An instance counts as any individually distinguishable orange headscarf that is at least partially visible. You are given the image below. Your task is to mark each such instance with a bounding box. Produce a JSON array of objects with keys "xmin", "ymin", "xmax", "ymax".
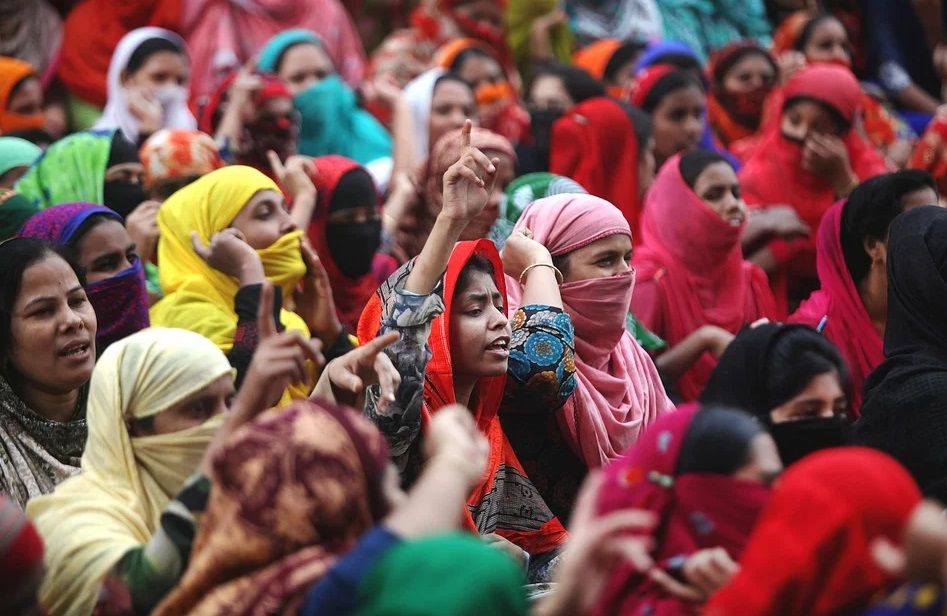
[{"xmin": 0, "ymin": 57, "xmax": 45, "ymax": 134}]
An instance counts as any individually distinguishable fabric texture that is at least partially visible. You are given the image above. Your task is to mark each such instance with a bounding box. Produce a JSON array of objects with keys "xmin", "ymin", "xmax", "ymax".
[
  {"xmin": 508, "ymin": 194, "xmax": 674, "ymax": 467},
  {"xmin": 93, "ymin": 27, "xmax": 197, "ymax": 143},
  {"xmin": 15, "ymin": 129, "xmax": 115, "ymax": 209},
  {"xmin": 632, "ymin": 153, "xmax": 777, "ymax": 401},
  {"xmin": 548, "ymin": 97, "xmax": 642, "ymax": 239},
  {"xmin": 0, "ymin": 373, "xmax": 86, "ymax": 509},
  {"xmin": 354, "ymin": 533, "xmax": 529, "ymax": 616},
  {"xmin": 0, "ymin": 137, "xmax": 41, "ymax": 177},
  {"xmin": 26, "ymin": 328, "xmax": 233, "ymax": 616},
  {"xmin": 594, "ymin": 405, "xmax": 771, "ymax": 616},
  {"xmin": 789, "ymin": 200, "xmax": 882, "ymax": 416},
  {"xmin": 0, "ymin": 0, "xmax": 62, "ymax": 87},
  {"xmin": 18, "ymin": 202, "xmax": 152, "ymax": 354},
  {"xmin": 153, "ymin": 399, "xmax": 390, "ymax": 615},
  {"xmin": 139, "ymin": 128, "xmax": 224, "ymax": 190},
  {"xmin": 0, "ymin": 56, "xmax": 46, "ymax": 133},
  {"xmin": 856, "ymin": 206, "xmax": 947, "ymax": 501},
  {"xmin": 705, "ymin": 448, "xmax": 922, "ymax": 616}
]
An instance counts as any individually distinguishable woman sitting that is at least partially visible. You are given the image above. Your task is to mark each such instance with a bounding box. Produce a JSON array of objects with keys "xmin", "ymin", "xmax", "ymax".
[
  {"xmin": 504, "ymin": 192, "xmax": 674, "ymax": 521},
  {"xmin": 359, "ymin": 122, "xmax": 571, "ymax": 579},
  {"xmin": 789, "ymin": 171, "xmax": 938, "ymax": 415},
  {"xmin": 0, "ymin": 238, "xmax": 95, "ymax": 507},
  {"xmin": 633, "ymin": 150, "xmax": 777, "ymax": 400},
  {"xmin": 738, "ymin": 63, "xmax": 890, "ymax": 315},
  {"xmin": 18, "ymin": 202, "xmax": 150, "ymax": 354},
  {"xmin": 149, "ymin": 165, "xmax": 344, "ymax": 402},
  {"xmin": 701, "ymin": 323, "xmax": 850, "ymax": 466},
  {"xmin": 93, "ymin": 27, "xmax": 196, "ymax": 145},
  {"xmin": 593, "ymin": 404, "xmax": 781, "ymax": 614},
  {"xmin": 705, "ymin": 448, "xmax": 922, "ymax": 616},
  {"xmin": 27, "ymin": 311, "xmax": 322, "ymax": 616}
]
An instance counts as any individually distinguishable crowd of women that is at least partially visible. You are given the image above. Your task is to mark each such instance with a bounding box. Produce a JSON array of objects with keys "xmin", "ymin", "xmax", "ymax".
[{"xmin": 6, "ymin": 0, "xmax": 947, "ymax": 614}]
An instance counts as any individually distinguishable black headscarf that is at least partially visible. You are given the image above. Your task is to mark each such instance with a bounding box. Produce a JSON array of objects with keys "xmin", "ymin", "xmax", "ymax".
[{"xmin": 857, "ymin": 205, "xmax": 947, "ymax": 501}]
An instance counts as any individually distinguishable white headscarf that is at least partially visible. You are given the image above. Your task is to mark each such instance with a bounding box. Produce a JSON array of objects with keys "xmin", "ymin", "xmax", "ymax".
[
  {"xmin": 94, "ymin": 27, "xmax": 197, "ymax": 143},
  {"xmin": 403, "ymin": 67, "xmax": 446, "ymax": 163}
]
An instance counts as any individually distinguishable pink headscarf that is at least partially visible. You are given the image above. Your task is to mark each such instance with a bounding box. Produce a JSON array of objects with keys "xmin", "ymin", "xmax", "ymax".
[
  {"xmin": 633, "ymin": 153, "xmax": 777, "ymax": 400},
  {"xmin": 789, "ymin": 200, "xmax": 882, "ymax": 416},
  {"xmin": 507, "ymin": 194, "xmax": 674, "ymax": 467}
]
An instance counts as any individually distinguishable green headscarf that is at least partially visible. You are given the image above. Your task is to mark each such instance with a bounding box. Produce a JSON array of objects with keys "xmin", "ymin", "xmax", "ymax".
[
  {"xmin": 15, "ymin": 129, "xmax": 115, "ymax": 209},
  {"xmin": 489, "ymin": 172, "xmax": 586, "ymax": 248},
  {"xmin": 354, "ymin": 534, "xmax": 528, "ymax": 616},
  {"xmin": 0, "ymin": 137, "xmax": 41, "ymax": 177},
  {"xmin": 0, "ymin": 189, "xmax": 39, "ymax": 240},
  {"xmin": 257, "ymin": 29, "xmax": 392, "ymax": 165}
]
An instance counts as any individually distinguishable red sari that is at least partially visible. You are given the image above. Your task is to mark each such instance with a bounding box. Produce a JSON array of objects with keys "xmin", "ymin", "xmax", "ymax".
[
  {"xmin": 738, "ymin": 63, "xmax": 889, "ymax": 315},
  {"xmin": 633, "ymin": 154, "xmax": 777, "ymax": 401},
  {"xmin": 548, "ymin": 97, "xmax": 641, "ymax": 239},
  {"xmin": 789, "ymin": 200, "xmax": 882, "ymax": 417},
  {"xmin": 357, "ymin": 240, "xmax": 567, "ymax": 556}
]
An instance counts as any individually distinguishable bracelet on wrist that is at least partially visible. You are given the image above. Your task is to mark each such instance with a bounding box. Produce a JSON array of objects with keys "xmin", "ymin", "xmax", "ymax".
[{"xmin": 519, "ymin": 262, "xmax": 563, "ymax": 286}]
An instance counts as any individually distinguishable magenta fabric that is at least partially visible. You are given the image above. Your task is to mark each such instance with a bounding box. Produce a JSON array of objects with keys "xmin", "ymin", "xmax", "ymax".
[{"xmin": 506, "ymin": 193, "xmax": 673, "ymax": 467}]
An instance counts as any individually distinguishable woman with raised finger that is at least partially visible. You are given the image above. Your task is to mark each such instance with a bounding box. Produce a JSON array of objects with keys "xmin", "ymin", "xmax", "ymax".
[{"xmin": 149, "ymin": 165, "xmax": 349, "ymax": 403}]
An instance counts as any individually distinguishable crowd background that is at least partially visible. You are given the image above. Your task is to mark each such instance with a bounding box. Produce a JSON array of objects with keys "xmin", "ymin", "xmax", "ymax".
[{"xmin": 6, "ymin": 0, "xmax": 947, "ymax": 615}]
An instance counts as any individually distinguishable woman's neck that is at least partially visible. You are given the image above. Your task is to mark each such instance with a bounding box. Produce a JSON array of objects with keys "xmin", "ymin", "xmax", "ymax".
[
  {"xmin": 16, "ymin": 383, "xmax": 79, "ymax": 424},
  {"xmin": 858, "ymin": 271, "xmax": 887, "ymax": 337}
]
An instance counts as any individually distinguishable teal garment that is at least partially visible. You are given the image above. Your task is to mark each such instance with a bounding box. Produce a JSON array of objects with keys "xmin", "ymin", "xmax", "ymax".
[
  {"xmin": 0, "ymin": 137, "xmax": 42, "ymax": 176},
  {"xmin": 15, "ymin": 129, "xmax": 115, "ymax": 209},
  {"xmin": 488, "ymin": 173, "xmax": 587, "ymax": 248},
  {"xmin": 657, "ymin": 0, "xmax": 771, "ymax": 62},
  {"xmin": 293, "ymin": 75, "xmax": 392, "ymax": 164},
  {"xmin": 354, "ymin": 533, "xmax": 529, "ymax": 616},
  {"xmin": 257, "ymin": 28, "xmax": 325, "ymax": 73}
]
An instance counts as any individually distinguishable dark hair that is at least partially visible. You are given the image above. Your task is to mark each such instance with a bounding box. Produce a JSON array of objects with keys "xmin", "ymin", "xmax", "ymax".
[
  {"xmin": 677, "ymin": 407, "xmax": 764, "ymax": 475},
  {"xmin": 841, "ymin": 170, "xmax": 937, "ymax": 284},
  {"xmin": 530, "ymin": 61, "xmax": 606, "ymax": 106},
  {"xmin": 455, "ymin": 254, "xmax": 497, "ymax": 299},
  {"xmin": 679, "ymin": 149, "xmax": 732, "ymax": 188},
  {"xmin": 449, "ymin": 46, "xmax": 497, "ymax": 74},
  {"xmin": 0, "ymin": 238, "xmax": 85, "ymax": 367},
  {"xmin": 620, "ymin": 103, "xmax": 653, "ymax": 156},
  {"xmin": 764, "ymin": 327, "xmax": 848, "ymax": 410},
  {"xmin": 642, "ymin": 71, "xmax": 703, "ymax": 114},
  {"xmin": 794, "ymin": 14, "xmax": 845, "ymax": 53},
  {"xmin": 603, "ymin": 41, "xmax": 646, "ymax": 84},
  {"xmin": 783, "ymin": 95, "xmax": 850, "ymax": 134},
  {"xmin": 125, "ymin": 37, "xmax": 183, "ymax": 76}
]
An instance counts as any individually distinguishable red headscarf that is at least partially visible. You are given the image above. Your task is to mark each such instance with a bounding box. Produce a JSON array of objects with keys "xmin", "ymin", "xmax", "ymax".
[
  {"xmin": 308, "ymin": 155, "xmax": 383, "ymax": 332},
  {"xmin": 57, "ymin": 0, "xmax": 181, "ymax": 106},
  {"xmin": 593, "ymin": 405, "xmax": 772, "ymax": 616},
  {"xmin": 548, "ymin": 97, "xmax": 642, "ymax": 239},
  {"xmin": 357, "ymin": 240, "xmax": 567, "ymax": 555},
  {"xmin": 788, "ymin": 200, "xmax": 881, "ymax": 417},
  {"xmin": 633, "ymin": 154, "xmax": 777, "ymax": 401},
  {"xmin": 705, "ymin": 448, "xmax": 921, "ymax": 616}
]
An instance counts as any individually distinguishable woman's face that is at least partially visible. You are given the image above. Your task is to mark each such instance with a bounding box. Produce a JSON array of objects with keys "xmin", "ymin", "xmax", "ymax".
[
  {"xmin": 430, "ymin": 81, "xmax": 477, "ymax": 151},
  {"xmin": 75, "ymin": 219, "xmax": 139, "ymax": 283},
  {"xmin": 561, "ymin": 233, "xmax": 633, "ymax": 283},
  {"xmin": 449, "ymin": 269, "xmax": 511, "ymax": 378},
  {"xmin": 7, "ymin": 76, "xmax": 43, "ymax": 116},
  {"xmin": 693, "ymin": 161, "xmax": 747, "ymax": 226},
  {"xmin": 780, "ymin": 100, "xmax": 844, "ymax": 144},
  {"xmin": 803, "ymin": 18, "xmax": 852, "ymax": 67},
  {"xmin": 733, "ymin": 433, "xmax": 783, "ymax": 485},
  {"xmin": 279, "ymin": 43, "xmax": 334, "ymax": 95},
  {"xmin": 230, "ymin": 189, "xmax": 297, "ymax": 250},
  {"xmin": 651, "ymin": 85, "xmax": 705, "ymax": 165},
  {"xmin": 770, "ymin": 370, "xmax": 847, "ymax": 423},
  {"xmin": 132, "ymin": 373, "xmax": 234, "ymax": 436},
  {"xmin": 528, "ymin": 75, "xmax": 573, "ymax": 112},
  {"xmin": 7, "ymin": 255, "xmax": 97, "ymax": 394},
  {"xmin": 121, "ymin": 50, "xmax": 188, "ymax": 91},
  {"xmin": 722, "ymin": 54, "xmax": 776, "ymax": 94},
  {"xmin": 459, "ymin": 150, "xmax": 515, "ymax": 241}
]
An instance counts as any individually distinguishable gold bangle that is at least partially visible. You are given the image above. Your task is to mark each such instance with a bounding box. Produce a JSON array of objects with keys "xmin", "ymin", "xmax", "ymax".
[{"xmin": 519, "ymin": 262, "xmax": 563, "ymax": 286}]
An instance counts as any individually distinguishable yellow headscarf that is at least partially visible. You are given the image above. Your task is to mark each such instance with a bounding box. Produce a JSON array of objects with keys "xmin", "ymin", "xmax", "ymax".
[{"xmin": 26, "ymin": 328, "xmax": 234, "ymax": 616}]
